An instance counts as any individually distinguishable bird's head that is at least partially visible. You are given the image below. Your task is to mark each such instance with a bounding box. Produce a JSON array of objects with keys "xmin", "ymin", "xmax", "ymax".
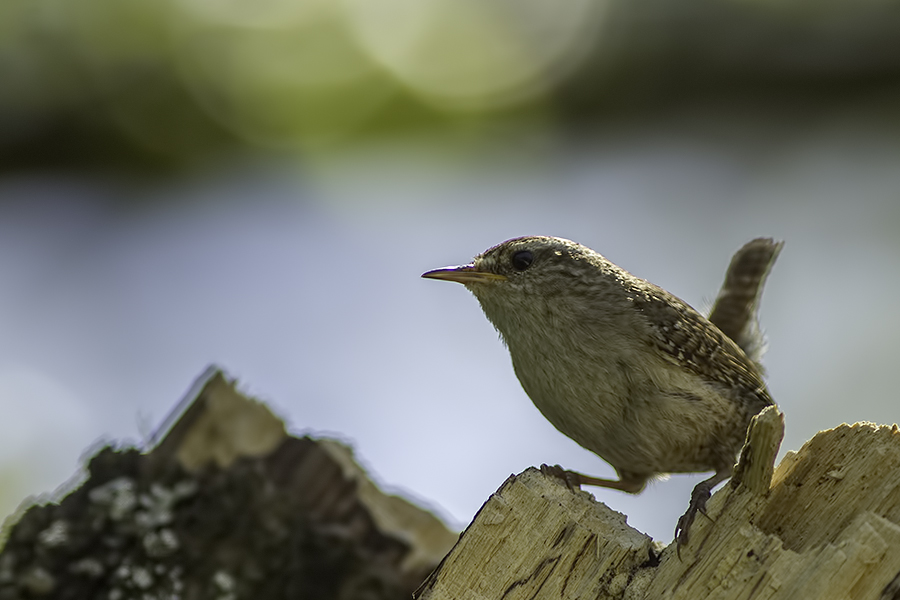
[{"xmin": 422, "ymin": 236, "xmax": 613, "ymax": 333}]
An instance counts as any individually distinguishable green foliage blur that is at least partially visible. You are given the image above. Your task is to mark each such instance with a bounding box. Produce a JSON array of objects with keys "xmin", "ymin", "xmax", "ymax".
[{"xmin": 2, "ymin": 0, "xmax": 900, "ymax": 172}]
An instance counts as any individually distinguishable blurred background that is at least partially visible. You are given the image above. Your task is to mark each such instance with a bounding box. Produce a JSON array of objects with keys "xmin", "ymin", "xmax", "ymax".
[{"xmin": 2, "ymin": 0, "xmax": 900, "ymax": 542}]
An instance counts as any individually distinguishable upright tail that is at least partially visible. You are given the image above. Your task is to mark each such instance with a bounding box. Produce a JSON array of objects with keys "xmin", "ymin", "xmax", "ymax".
[{"xmin": 708, "ymin": 238, "xmax": 784, "ymax": 370}]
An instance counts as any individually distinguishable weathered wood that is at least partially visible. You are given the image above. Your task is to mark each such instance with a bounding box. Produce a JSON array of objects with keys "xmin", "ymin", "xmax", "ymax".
[
  {"xmin": 731, "ymin": 405, "xmax": 784, "ymax": 495},
  {"xmin": 417, "ymin": 408, "xmax": 900, "ymax": 600},
  {"xmin": 416, "ymin": 468, "xmax": 656, "ymax": 600},
  {"xmin": 0, "ymin": 367, "xmax": 457, "ymax": 600},
  {"xmin": 148, "ymin": 366, "xmax": 287, "ymax": 472}
]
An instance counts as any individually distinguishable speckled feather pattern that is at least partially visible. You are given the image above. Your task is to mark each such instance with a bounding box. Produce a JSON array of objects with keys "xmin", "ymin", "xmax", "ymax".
[
  {"xmin": 625, "ymin": 280, "xmax": 773, "ymax": 409},
  {"xmin": 463, "ymin": 236, "xmax": 777, "ymax": 487}
]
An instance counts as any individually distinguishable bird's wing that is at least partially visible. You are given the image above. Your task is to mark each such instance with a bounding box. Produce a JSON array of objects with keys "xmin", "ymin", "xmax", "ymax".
[{"xmin": 625, "ymin": 280, "xmax": 774, "ymax": 408}]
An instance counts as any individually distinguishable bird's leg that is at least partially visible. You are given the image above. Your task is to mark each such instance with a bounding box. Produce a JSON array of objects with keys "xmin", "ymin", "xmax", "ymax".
[
  {"xmin": 674, "ymin": 468, "xmax": 731, "ymax": 555},
  {"xmin": 539, "ymin": 464, "xmax": 647, "ymax": 493}
]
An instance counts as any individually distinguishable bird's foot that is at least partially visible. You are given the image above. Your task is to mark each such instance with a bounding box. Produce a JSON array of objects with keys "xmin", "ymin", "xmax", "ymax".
[
  {"xmin": 539, "ymin": 464, "xmax": 583, "ymax": 491},
  {"xmin": 674, "ymin": 481, "xmax": 714, "ymax": 557}
]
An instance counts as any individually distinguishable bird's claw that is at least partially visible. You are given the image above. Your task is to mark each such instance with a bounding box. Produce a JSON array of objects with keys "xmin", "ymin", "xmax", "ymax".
[
  {"xmin": 674, "ymin": 483, "xmax": 713, "ymax": 557},
  {"xmin": 539, "ymin": 464, "xmax": 582, "ymax": 491}
]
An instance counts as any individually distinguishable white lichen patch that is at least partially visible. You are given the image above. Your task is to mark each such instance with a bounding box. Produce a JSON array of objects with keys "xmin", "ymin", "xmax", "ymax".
[
  {"xmin": 89, "ymin": 477, "xmax": 137, "ymax": 521},
  {"xmin": 143, "ymin": 528, "xmax": 179, "ymax": 558},
  {"xmin": 213, "ymin": 570, "xmax": 237, "ymax": 600},
  {"xmin": 213, "ymin": 570, "xmax": 235, "ymax": 591},
  {"xmin": 130, "ymin": 565, "xmax": 153, "ymax": 590},
  {"xmin": 135, "ymin": 481, "xmax": 198, "ymax": 531},
  {"xmin": 37, "ymin": 519, "xmax": 69, "ymax": 547},
  {"xmin": 69, "ymin": 558, "xmax": 105, "ymax": 578}
]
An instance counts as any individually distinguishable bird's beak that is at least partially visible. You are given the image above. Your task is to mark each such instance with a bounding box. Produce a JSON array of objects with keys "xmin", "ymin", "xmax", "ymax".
[{"xmin": 421, "ymin": 264, "xmax": 507, "ymax": 284}]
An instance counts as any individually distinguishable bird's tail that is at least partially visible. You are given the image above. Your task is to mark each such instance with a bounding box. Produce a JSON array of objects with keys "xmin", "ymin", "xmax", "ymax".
[{"xmin": 708, "ymin": 238, "xmax": 784, "ymax": 371}]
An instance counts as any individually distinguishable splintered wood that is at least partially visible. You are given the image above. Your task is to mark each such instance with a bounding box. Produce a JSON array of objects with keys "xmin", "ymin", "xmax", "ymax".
[
  {"xmin": 416, "ymin": 408, "xmax": 900, "ymax": 600},
  {"xmin": 416, "ymin": 468, "xmax": 654, "ymax": 600}
]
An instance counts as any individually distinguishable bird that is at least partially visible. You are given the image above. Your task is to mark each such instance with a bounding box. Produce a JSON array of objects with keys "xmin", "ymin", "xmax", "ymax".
[{"xmin": 422, "ymin": 236, "xmax": 782, "ymax": 550}]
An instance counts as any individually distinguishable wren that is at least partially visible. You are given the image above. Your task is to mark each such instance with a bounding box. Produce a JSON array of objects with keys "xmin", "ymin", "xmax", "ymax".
[{"xmin": 423, "ymin": 236, "xmax": 782, "ymax": 550}]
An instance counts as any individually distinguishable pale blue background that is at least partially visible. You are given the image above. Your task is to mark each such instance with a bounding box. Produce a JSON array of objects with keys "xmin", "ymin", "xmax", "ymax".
[{"xmin": 2, "ymin": 119, "xmax": 899, "ymax": 541}]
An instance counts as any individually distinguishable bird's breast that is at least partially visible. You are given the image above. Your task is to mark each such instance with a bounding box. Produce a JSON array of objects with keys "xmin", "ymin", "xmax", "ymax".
[
  {"xmin": 504, "ymin": 325, "xmax": 737, "ymax": 475},
  {"xmin": 505, "ymin": 327, "xmax": 632, "ymax": 442}
]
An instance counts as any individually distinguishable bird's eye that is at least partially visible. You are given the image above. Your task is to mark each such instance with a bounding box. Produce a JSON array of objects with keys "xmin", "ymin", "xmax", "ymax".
[{"xmin": 511, "ymin": 250, "xmax": 533, "ymax": 271}]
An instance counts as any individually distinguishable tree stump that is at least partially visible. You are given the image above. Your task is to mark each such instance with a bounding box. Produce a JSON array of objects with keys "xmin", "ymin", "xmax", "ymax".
[
  {"xmin": 416, "ymin": 407, "xmax": 900, "ymax": 600},
  {"xmin": 0, "ymin": 367, "xmax": 457, "ymax": 600}
]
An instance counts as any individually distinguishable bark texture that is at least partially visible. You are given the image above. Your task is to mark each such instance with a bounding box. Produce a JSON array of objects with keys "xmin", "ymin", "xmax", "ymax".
[{"xmin": 0, "ymin": 368, "xmax": 456, "ymax": 600}]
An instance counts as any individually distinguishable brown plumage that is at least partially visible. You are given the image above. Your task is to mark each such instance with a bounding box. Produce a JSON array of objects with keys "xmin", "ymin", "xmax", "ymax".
[{"xmin": 423, "ymin": 236, "xmax": 782, "ymax": 551}]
